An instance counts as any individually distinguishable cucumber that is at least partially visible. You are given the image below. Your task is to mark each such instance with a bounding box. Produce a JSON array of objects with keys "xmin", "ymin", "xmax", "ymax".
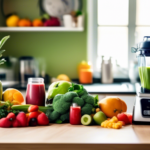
[
  {"xmin": 11, "ymin": 105, "xmax": 52, "ymax": 113},
  {"xmin": 81, "ymin": 115, "xmax": 93, "ymax": 126}
]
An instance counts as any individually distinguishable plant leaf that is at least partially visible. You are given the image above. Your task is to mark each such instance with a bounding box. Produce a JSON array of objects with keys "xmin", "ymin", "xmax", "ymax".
[
  {"xmin": 0, "ymin": 36, "xmax": 10, "ymax": 49},
  {"xmin": 0, "ymin": 50, "xmax": 5, "ymax": 55}
]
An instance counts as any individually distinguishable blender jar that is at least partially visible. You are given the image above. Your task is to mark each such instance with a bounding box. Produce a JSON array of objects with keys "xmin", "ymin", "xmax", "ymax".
[{"xmin": 132, "ymin": 36, "xmax": 150, "ymax": 93}]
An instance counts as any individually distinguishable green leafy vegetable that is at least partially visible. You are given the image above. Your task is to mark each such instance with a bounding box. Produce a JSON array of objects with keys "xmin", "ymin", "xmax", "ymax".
[{"xmin": 0, "ymin": 101, "xmax": 20, "ymax": 119}]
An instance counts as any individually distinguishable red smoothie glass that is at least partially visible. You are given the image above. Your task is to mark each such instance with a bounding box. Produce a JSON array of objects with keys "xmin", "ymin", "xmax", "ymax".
[{"xmin": 26, "ymin": 78, "xmax": 45, "ymax": 106}]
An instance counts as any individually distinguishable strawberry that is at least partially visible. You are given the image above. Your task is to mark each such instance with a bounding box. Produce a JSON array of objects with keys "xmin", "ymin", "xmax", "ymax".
[
  {"xmin": 7, "ymin": 113, "xmax": 16, "ymax": 121},
  {"xmin": 16, "ymin": 112, "xmax": 27, "ymax": 127},
  {"xmin": 12, "ymin": 119, "xmax": 21, "ymax": 127},
  {"xmin": 28, "ymin": 105, "xmax": 39, "ymax": 112},
  {"xmin": 117, "ymin": 113, "xmax": 130, "ymax": 125},
  {"xmin": 37, "ymin": 113, "xmax": 49, "ymax": 126},
  {"xmin": 127, "ymin": 114, "xmax": 132, "ymax": 124},
  {"xmin": 0, "ymin": 118, "xmax": 11, "ymax": 128}
]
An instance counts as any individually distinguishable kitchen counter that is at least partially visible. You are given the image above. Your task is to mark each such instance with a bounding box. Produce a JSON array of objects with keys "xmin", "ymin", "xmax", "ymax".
[
  {"xmin": 0, "ymin": 124, "xmax": 150, "ymax": 150},
  {"xmin": 2, "ymin": 82, "xmax": 137, "ymax": 94}
]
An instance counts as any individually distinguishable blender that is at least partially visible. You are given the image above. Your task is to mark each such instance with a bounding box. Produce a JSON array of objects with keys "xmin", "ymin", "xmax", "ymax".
[{"xmin": 132, "ymin": 36, "xmax": 150, "ymax": 124}]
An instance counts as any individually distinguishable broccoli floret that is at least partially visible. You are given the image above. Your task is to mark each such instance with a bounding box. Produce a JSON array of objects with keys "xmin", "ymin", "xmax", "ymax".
[
  {"xmin": 63, "ymin": 92, "xmax": 78, "ymax": 102},
  {"xmin": 46, "ymin": 109, "xmax": 52, "ymax": 122},
  {"xmin": 53, "ymin": 94, "xmax": 62, "ymax": 105},
  {"xmin": 78, "ymin": 88, "xmax": 88, "ymax": 97},
  {"xmin": 59, "ymin": 112, "xmax": 70, "ymax": 122},
  {"xmin": 49, "ymin": 110, "xmax": 60, "ymax": 122},
  {"xmin": 53, "ymin": 92, "xmax": 78, "ymax": 114},
  {"xmin": 81, "ymin": 94, "xmax": 95, "ymax": 106},
  {"xmin": 72, "ymin": 97, "xmax": 84, "ymax": 107},
  {"xmin": 81, "ymin": 104, "xmax": 93, "ymax": 116}
]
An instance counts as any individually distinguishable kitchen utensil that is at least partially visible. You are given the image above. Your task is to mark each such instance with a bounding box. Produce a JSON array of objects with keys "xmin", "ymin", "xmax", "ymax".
[
  {"xmin": 19, "ymin": 56, "xmax": 39, "ymax": 85},
  {"xmin": 101, "ymin": 56, "xmax": 113, "ymax": 84},
  {"xmin": 132, "ymin": 36, "xmax": 150, "ymax": 124},
  {"xmin": 39, "ymin": 0, "xmax": 82, "ymax": 18}
]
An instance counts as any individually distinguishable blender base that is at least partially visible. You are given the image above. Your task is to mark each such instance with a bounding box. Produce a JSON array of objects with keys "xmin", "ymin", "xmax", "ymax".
[{"xmin": 133, "ymin": 95, "xmax": 150, "ymax": 125}]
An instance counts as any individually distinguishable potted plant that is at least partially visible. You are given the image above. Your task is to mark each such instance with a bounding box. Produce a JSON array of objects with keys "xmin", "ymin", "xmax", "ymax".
[{"xmin": 0, "ymin": 36, "xmax": 10, "ymax": 100}]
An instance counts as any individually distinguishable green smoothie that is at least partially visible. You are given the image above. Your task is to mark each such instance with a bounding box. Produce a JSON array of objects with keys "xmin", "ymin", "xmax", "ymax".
[{"xmin": 139, "ymin": 66, "xmax": 150, "ymax": 90}]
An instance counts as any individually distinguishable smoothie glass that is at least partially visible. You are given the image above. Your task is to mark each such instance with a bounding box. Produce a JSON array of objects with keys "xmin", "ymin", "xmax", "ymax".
[{"xmin": 26, "ymin": 78, "xmax": 45, "ymax": 106}]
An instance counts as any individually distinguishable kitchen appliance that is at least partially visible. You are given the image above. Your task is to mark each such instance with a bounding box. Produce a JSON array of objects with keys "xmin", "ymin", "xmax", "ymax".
[
  {"xmin": 0, "ymin": 57, "xmax": 19, "ymax": 81},
  {"xmin": 132, "ymin": 36, "xmax": 150, "ymax": 124},
  {"xmin": 19, "ymin": 57, "xmax": 39, "ymax": 86}
]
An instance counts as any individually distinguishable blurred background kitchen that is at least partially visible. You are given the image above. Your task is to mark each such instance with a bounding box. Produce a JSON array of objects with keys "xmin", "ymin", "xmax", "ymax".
[{"xmin": 0, "ymin": 0, "xmax": 149, "ymax": 94}]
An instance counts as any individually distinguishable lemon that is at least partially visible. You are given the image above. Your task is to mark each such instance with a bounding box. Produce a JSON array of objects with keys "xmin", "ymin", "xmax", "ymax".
[
  {"xmin": 6, "ymin": 15, "xmax": 20, "ymax": 27},
  {"xmin": 57, "ymin": 74, "xmax": 71, "ymax": 82}
]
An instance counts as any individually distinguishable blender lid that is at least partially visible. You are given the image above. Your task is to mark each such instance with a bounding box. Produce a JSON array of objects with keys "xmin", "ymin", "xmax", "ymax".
[{"xmin": 131, "ymin": 36, "xmax": 150, "ymax": 56}]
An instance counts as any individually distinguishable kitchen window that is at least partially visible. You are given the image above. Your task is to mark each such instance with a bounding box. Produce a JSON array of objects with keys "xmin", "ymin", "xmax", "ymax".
[{"xmin": 88, "ymin": 0, "xmax": 150, "ymax": 78}]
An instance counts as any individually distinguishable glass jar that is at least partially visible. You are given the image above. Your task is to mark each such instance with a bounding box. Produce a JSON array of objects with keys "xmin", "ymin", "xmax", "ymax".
[{"xmin": 26, "ymin": 78, "xmax": 45, "ymax": 106}]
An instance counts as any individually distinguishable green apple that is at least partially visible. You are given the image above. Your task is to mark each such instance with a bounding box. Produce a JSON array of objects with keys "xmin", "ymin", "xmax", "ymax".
[
  {"xmin": 47, "ymin": 81, "xmax": 71, "ymax": 99},
  {"xmin": 93, "ymin": 111, "xmax": 107, "ymax": 125}
]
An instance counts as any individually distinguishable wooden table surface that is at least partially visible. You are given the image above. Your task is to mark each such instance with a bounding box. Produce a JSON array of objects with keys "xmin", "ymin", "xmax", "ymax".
[{"xmin": 0, "ymin": 124, "xmax": 150, "ymax": 150}]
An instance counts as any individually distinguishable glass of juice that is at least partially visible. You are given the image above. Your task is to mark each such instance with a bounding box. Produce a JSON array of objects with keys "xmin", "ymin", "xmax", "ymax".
[{"xmin": 26, "ymin": 78, "xmax": 45, "ymax": 106}]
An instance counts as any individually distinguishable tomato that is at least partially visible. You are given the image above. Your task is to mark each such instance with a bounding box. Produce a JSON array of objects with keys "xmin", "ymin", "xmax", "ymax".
[
  {"xmin": 117, "ymin": 113, "xmax": 130, "ymax": 125},
  {"xmin": 28, "ymin": 105, "xmax": 39, "ymax": 112},
  {"xmin": 127, "ymin": 114, "xmax": 132, "ymax": 124}
]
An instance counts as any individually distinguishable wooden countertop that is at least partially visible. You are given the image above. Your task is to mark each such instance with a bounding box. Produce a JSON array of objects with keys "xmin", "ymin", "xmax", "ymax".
[{"xmin": 0, "ymin": 124, "xmax": 150, "ymax": 150}]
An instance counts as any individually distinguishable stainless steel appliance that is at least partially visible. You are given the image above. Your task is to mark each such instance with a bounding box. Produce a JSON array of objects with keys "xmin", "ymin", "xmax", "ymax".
[
  {"xmin": 132, "ymin": 36, "xmax": 150, "ymax": 124},
  {"xmin": 19, "ymin": 56, "xmax": 39, "ymax": 85}
]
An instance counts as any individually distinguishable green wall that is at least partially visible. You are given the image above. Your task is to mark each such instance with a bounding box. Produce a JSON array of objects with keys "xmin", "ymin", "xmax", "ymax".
[{"xmin": 0, "ymin": 0, "xmax": 87, "ymax": 79}]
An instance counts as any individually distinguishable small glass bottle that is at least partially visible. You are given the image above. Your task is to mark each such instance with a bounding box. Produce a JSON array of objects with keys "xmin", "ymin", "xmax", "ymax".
[{"xmin": 70, "ymin": 103, "xmax": 81, "ymax": 125}]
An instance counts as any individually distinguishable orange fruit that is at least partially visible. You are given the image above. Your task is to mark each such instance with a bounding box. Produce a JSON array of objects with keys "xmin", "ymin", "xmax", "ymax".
[
  {"xmin": 99, "ymin": 97, "xmax": 127, "ymax": 118},
  {"xmin": 18, "ymin": 19, "xmax": 32, "ymax": 27},
  {"xmin": 2, "ymin": 88, "xmax": 25, "ymax": 105},
  {"xmin": 57, "ymin": 74, "xmax": 71, "ymax": 82},
  {"xmin": 32, "ymin": 19, "xmax": 43, "ymax": 27}
]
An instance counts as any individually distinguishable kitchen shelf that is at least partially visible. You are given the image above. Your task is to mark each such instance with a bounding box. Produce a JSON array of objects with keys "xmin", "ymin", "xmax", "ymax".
[{"xmin": 0, "ymin": 27, "xmax": 84, "ymax": 32}]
